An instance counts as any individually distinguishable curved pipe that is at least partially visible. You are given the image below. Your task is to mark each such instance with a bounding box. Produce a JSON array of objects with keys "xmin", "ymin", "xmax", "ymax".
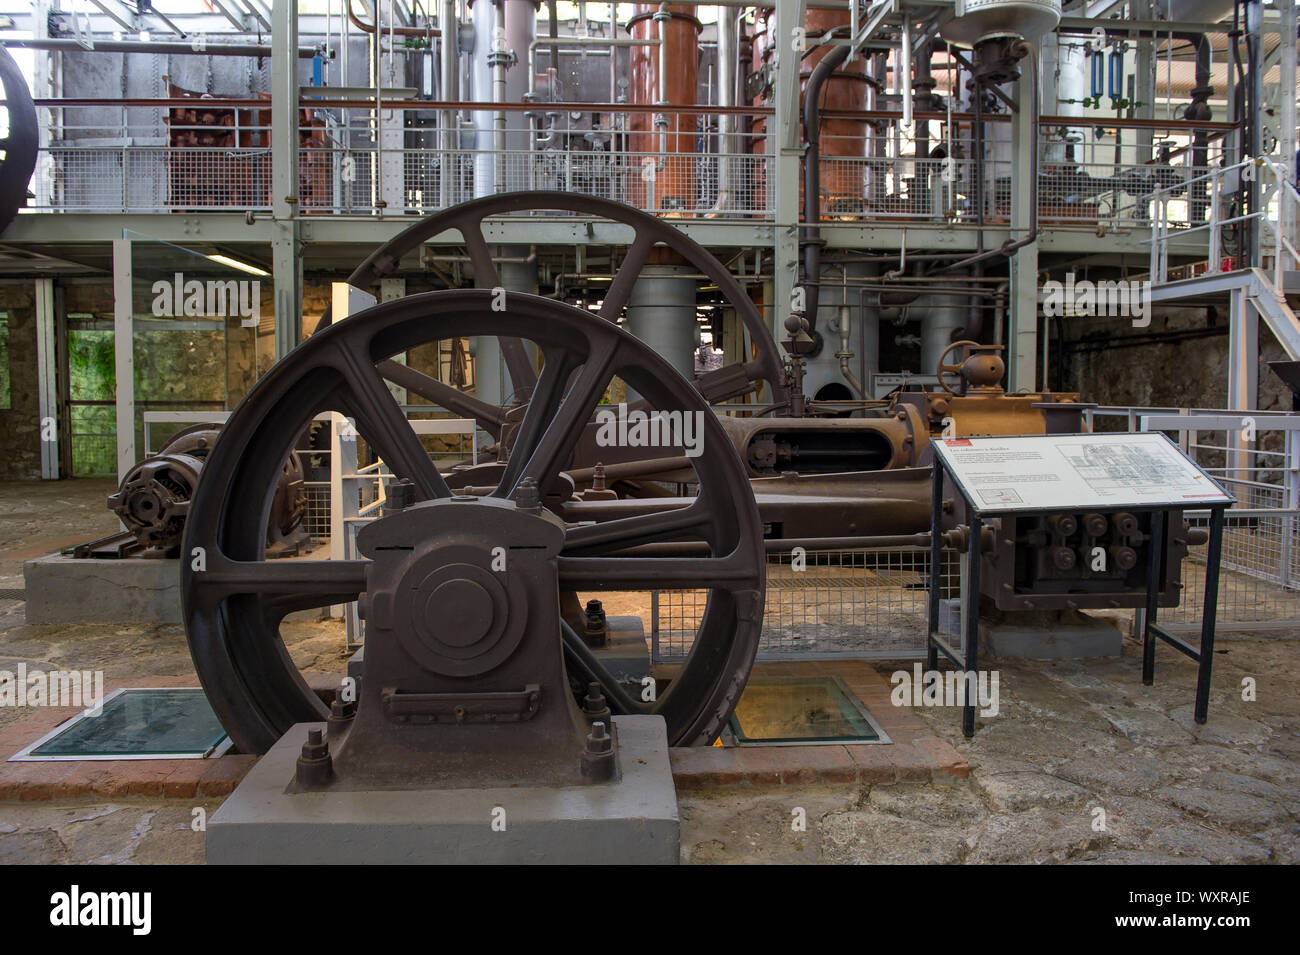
[
  {"xmin": 800, "ymin": 42, "xmax": 851, "ymax": 332},
  {"xmin": 348, "ymin": 0, "xmax": 440, "ymax": 37}
]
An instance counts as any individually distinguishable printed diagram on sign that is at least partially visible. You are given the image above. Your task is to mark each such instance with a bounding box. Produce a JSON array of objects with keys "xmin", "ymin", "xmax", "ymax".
[
  {"xmin": 1056, "ymin": 441, "xmax": 1209, "ymax": 499},
  {"xmin": 978, "ymin": 488, "xmax": 1022, "ymax": 504}
]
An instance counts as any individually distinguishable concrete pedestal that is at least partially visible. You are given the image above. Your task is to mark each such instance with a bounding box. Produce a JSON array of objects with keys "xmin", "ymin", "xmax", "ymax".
[
  {"xmin": 24, "ymin": 554, "xmax": 181, "ymax": 624},
  {"xmin": 206, "ymin": 715, "xmax": 679, "ymax": 865},
  {"xmin": 979, "ymin": 607, "xmax": 1123, "ymax": 659}
]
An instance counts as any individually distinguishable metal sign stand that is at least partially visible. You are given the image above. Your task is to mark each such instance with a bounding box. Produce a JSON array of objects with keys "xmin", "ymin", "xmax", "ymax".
[{"xmin": 926, "ymin": 434, "xmax": 1233, "ymax": 738}]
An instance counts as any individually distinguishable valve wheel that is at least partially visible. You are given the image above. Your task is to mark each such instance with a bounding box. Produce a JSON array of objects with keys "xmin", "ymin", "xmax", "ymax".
[
  {"xmin": 182, "ymin": 289, "xmax": 766, "ymax": 753},
  {"xmin": 935, "ymin": 339, "xmax": 982, "ymax": 397}
]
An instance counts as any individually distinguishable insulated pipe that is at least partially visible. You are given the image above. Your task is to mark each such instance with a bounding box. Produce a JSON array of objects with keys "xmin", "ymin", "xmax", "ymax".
[
  {"xmin": 900, "ymin": 17, "xmax": 913, "ymax": 131},
  {"xmin": 625, "ymin": 266, "xmax": 700, "ymax": 393},
  {"xmin": 440, "ymin": 0, "xmax": 457, "ymax": 206},
  {"xmin": 837, "ymin": 304, "xmax": 865, "ymax": 399},
  {"xmin": 707, "ymin": 4, "xmax": 740, "ymax": 216},
  {"xmin": 1, "ymin": 37, "xmax": 323, "ymax": 57}
]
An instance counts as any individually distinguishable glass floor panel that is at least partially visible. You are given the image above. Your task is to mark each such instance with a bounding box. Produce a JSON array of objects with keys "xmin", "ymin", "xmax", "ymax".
[
  {"xmin": 10, "ymin": 688, "xmax": 230, "ymax": 761},
  {"xmin": 728, "ymin": 676, "xmax": 887, "ymax": 746}
]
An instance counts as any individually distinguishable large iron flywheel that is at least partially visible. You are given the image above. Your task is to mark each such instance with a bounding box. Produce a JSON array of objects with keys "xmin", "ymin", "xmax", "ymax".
[
  {"xmin": 182, "ymin": 289, "xmax": 766, "ymax": 754},
  {"xmin": 317, "ymin": 192, "xmax": 790, "ymax": 423}
]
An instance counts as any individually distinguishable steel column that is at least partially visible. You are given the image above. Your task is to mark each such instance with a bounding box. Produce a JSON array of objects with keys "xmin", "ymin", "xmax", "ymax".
[
  {"xmin": 272, "ymin": 0, "xmax": 302, "ymax": 358},
  {"xmin": 112, "ymin": 237, "xmax": 135, "ymax": 483},
  {"xmin": 1008, "ymin": 59, "xmax": 1038, "ymax": 391},
  {"xmin": 34, "ymin": 278, "xmax": 59, "ymax": 479},
  {"xmin": 1228, "ymin": 286, "xmax": 1259, "ymax": 491}
]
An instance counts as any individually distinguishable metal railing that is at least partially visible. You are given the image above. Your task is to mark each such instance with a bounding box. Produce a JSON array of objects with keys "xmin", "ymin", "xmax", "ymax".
[
  {"xmin": 26, "ymin": 112, "xmax": 1229, "ymax": 233},
  {"xmin": 1147, "ymin": 155, "xmax": 1300, "ymax": 286}
]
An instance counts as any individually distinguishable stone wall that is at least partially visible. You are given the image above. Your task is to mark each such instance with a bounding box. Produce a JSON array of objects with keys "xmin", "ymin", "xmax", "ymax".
[
  {"xmin": 1056, "ymin": 306, "xmax": 1290, "ymax": 412},
  {"xmin": 0, "ymin": 283, "xmax": 42, "ymax": 480}
]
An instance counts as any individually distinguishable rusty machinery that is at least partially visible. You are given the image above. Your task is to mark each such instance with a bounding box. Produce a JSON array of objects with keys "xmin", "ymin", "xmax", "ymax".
[
  {"xmin": 102, "ymin": 424, "xmax": 307, "ymax": 559},
  {"xmin": 182, "ymin": 290, "xmax": 766, "ymax": 771},
  {"xmin": 183, "ymin": 194, "xmax": 1204, "ymax": 758}
]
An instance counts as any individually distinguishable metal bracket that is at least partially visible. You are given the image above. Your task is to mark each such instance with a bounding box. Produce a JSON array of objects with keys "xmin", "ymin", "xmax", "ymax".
[{"xmin": 381, "ymin": 684, "xmax": 542, "ymax": 724}]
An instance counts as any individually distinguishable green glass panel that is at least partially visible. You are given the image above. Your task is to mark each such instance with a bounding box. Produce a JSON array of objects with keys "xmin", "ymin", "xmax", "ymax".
[
  {"xmin": 32, "ymin": 689, "xmax": 228, "ymax": 758},
  {"xmin": 729, "ymin": 677, "xmax": 880, "ymax": 744}
]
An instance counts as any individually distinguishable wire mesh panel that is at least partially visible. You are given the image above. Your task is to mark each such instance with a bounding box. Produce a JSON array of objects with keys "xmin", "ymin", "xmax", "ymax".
[
  {"xmin": 652, "ymin": 546, "xmax": 960, "ymax": 662},
  {"xmin": 1163, "ymin": 509, "xmax": 1300, "ymax": 630}
]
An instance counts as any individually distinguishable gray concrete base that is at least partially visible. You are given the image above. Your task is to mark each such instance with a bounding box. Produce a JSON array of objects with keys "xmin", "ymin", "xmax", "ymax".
[
  {"xmin": 979, "ymin": 610, "xmax": 1123, "ymax": 659},
  {"xmin": 24, "ymin": 554, "xmax": 181, "ymax": 624},
  {"xmin": 206, "ymin": 714, "xmax": 679, "ymax": 865}
]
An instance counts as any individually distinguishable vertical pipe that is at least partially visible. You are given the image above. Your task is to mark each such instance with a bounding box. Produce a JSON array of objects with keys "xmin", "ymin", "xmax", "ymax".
[{"xmin": 709, "ymin": 3, "xmax": 738, "ymax": 215}]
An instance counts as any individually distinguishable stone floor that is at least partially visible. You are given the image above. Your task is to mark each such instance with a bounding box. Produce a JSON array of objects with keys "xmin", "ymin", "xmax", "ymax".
[
  {"xmin": 0, "ymin": 479, "xmax": 1296, "ymax": 864},
  {"xmin": 678, "ymin": 637, "xmax": 1300, "ymax": 864}
]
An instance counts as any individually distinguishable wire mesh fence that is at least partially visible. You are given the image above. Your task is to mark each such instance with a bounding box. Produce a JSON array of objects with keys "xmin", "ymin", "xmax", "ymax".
[
  {"xmin": 652, "ymin": 546, "xmax": 960, "ymax": 663},
  {"xmin": 1163, "ymin": 509, "xmax": 1300, "ymax": 630}
]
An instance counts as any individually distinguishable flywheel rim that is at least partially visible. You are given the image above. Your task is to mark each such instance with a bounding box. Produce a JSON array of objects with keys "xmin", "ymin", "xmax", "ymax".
[{"xmin": 182, "ymin": 289, "xmax": 766, "ymax": 753}]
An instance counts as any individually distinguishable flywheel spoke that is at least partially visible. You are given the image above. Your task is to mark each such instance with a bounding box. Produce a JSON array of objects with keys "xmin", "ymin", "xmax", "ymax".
[
  {"xmin": 334, "ymin": 342, "xmax": 452, "ymax": 500},
  {"xmin": 200, "ymin": 557, "xmax": 368, "ymax": 602},
  {"xmin": 562, "ymin": 501, "xmax": 711, "ymax": 556},
  {"xmin": 598, "ymin": 229, "xmax": 656, "ymax": 322},
  {"xmin": 560, "ymin": 620, "xmax": 646, "ymax": 714},
  {"xmin": 461, "ymin": 215, "xmax": 538, "ymax": 396},
  {"xmin": 376, "ymin": 359, "xmax": 506, "ymax": 438},
  {"xmin": 494, "ymin": 336, "xmax": 621, "ymax": 498},
  {"xmin": 557, "ymin": 552, "xmax": 757, "ymax": 591}
]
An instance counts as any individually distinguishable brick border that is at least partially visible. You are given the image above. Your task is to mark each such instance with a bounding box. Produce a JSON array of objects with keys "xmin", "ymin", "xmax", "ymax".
[
  {"xmin": 0, "ymin": 664, "xmax": 966, "ymax": 799},
  {"xmin": 669, "ymin": 661, "xmax": 969, "ymax": 789},
  {"xmin": 0, "ymin": 674, "xmax": 339, "ymax": 803}
]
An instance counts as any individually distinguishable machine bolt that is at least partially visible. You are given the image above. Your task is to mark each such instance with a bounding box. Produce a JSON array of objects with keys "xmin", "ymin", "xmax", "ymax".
[
  {"xmin": 581, "ymin": 720, "xmax": 616, "ymax": 782},
  {"xmin": 295, "ymin": 728, "xmax": 333, "ymax": 788},
  {"xmin": 513, "ymin": 477, "xmax": 542, "ymax": 511},
  {"xmin": 385, "ymin": 478, "xmax": 416, "ymax": 515},
  {"xmin": 1082, "ymin": 513, "xmax": 1108, "ymax": 538},
  {"xmin": 1112, "ymin": 512, "xmax": 1139, "ymax": 537},
  {"xmin": 582, "ymin": 682, "xmax": 612, "ymax": 726},
  {"xmin": 1047, "ymin": 514, "xmax": 1078, "ymax": 538},
  {"xmin": 327, "ymin": 696, "xmax": 356, "ymax": 741},
  {"xmin": 584, "ymin": 599, "xmax": 608, "ymax": 646},
  {"xmin": 592, "ymin": 463, "xmax": 608, "ymax": 492}
]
